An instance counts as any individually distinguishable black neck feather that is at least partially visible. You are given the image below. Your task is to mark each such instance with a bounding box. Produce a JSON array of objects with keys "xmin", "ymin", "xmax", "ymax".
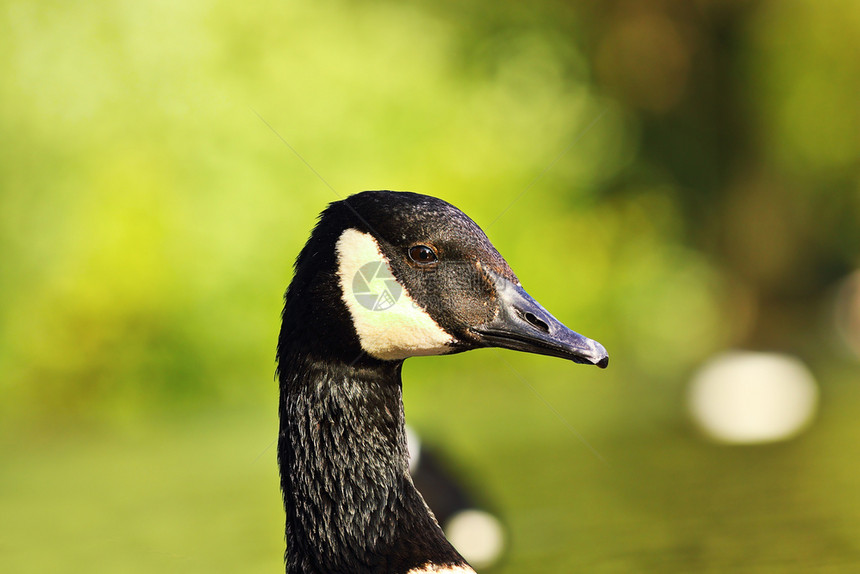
[
  {"xmin": 277, "ymin": 349, "xmax": 469, "ymax": 573},
  {"xmin": 276, "ymin": 195, "xmax": 471, "ymax": 572}
]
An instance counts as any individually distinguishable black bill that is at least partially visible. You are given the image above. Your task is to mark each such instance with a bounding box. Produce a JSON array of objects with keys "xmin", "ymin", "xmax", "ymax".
[{"xmin": 472, "ymin": 269, "xmax": 609, "ymax": 368}]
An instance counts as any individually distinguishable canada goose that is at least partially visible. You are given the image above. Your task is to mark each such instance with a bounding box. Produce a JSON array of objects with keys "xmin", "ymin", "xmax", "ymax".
[{"xmin": 277, "ymin": 190, "xmax": 608, "ymax": 573}]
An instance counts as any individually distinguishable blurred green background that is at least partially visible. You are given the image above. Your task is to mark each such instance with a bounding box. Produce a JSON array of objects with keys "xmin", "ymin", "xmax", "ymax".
[{"xmin": 2, "ymin": 0, "xmax": 860, "ymax": 572}]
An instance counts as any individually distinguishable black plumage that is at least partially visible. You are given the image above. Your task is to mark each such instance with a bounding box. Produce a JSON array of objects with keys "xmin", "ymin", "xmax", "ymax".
[{"xmin": 276, "ymin": 191, "xmax": 607, "ymax": 573}]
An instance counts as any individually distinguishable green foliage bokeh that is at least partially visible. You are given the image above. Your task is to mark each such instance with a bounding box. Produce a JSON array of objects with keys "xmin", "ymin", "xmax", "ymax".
[
  {"xmin": 3, "ymin": 1, "xmax": 860, "ymax": 572},
  {"xmin": 0, "ymin": 0, "xmax": 734, "ymax": 420}
]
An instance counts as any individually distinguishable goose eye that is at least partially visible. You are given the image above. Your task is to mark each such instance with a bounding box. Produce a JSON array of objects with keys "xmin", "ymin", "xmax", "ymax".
[{"xmin": 408, "ymin": 245, "xmax": 438, "ymax": 265}]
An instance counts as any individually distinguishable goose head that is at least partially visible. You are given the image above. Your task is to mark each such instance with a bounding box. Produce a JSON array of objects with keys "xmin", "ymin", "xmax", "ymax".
[
  {"xmin": 280, "ymin": 190, "xmax": 608, "ymax": 368},
  {"xmin": 277, "ymin": 190, "xmax": 607, "ymax": 574}
]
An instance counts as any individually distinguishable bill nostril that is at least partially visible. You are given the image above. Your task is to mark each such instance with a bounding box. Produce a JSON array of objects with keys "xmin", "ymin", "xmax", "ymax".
[{"xmin": 523, "ymin": 311, "xmax": 549, "ymax": 333}]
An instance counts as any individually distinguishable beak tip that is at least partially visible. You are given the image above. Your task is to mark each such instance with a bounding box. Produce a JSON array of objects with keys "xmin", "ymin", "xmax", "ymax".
[{"xmin": 584, "ymin": 339, "xmax": 609, "ymax": 369}]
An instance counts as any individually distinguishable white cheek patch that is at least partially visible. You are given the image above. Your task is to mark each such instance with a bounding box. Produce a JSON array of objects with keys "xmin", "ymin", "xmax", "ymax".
[
  {"xmin": 407, "ymin": 565, "xmax": 476, "ymax": 574},
  {"xmin": 336, "ymin": 228, "xmax": 455, "ymax": 361}
]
